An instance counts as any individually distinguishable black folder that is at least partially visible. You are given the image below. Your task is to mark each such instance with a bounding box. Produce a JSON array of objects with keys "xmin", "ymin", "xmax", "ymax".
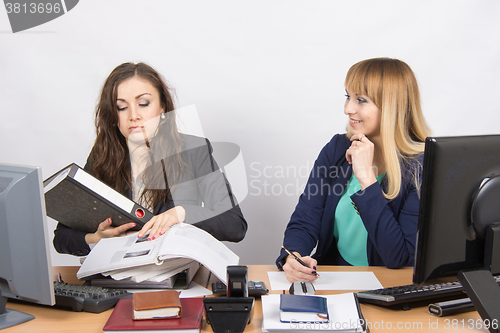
[{"xmin": 44, "ymin": 163, "xmax": 153, "ymax": 233}]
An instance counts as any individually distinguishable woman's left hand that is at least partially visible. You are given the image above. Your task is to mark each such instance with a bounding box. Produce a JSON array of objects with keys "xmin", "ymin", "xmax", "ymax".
[
  {"xmin": 137, "ymin": 206, "xmax": 186, "ymax": 240},
  {"xmin": 345, "ymin": 134, "xmax": 377, "ymax": 189}
]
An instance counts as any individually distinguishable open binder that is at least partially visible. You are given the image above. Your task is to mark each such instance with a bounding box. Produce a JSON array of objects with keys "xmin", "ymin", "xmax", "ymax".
[{"xmin": 76, "ymin": 223, "xmax": 239, "ymax": 285}]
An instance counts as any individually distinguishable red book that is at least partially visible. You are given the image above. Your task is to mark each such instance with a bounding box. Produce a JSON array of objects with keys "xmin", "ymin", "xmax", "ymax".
[{"xmin": 103, "ymin": 298, "xmax": 204, "ymax": 333}]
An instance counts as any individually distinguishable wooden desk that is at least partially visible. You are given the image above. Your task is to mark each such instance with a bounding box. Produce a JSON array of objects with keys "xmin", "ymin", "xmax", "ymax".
[{"xmin": 5, "ymin": 265, "xmax": 488, "ymax": 332}]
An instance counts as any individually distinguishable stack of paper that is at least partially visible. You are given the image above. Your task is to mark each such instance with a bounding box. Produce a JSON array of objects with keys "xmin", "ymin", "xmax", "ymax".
[
  {"xmin": 92, "ymin": 259, "xmax": 200, "ymax": 289},
  {"xmin": 104, "ymin": 258, "xmax": 196, "ymax": 282},
  {"xmin": 77, "ymin": 223, "xmax": 239, "ymax": 285}
]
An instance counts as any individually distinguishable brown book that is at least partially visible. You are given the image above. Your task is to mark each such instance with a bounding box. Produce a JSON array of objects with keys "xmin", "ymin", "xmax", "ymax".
[{"xmin": 132, "ymin": 290, "xmax": 182, "ymax": 320}]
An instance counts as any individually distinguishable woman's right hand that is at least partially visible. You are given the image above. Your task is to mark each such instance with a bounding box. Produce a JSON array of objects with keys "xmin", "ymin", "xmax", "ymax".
[
  {"xmin": 283, "ymin": 253, "xmax": 318, "ymax": 283},
  {"xmin": 345, "ymin": 133, "xmax": 377, "ymax": 189},
  {"xmin": 85, "ymin": 218, "xmax": 137, "ymax": 245}
]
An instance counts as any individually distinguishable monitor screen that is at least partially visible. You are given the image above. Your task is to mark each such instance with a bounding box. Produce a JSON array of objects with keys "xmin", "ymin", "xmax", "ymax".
[
  {"xmin": 0, "ymin": 164, "xmax": 55, "ymax": 329},
  {"xmin": 413, "ymin": 135, "xmax": 500, "ymax": 285}
]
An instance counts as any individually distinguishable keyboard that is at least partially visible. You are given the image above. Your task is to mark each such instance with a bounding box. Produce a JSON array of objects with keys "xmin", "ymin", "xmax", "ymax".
[
  {"xmin": 355, "ymin": 276, "xmax": 500, "ymax": 308},
  {"xmin": 53, "ymin": 281, "xmax": 130, "ymax": 313}
]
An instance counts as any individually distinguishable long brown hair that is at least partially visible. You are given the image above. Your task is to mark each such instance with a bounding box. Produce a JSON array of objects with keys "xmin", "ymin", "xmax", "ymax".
[
  {"xmin": 88, "ymin": 62, "xmax": 185, "ymax": 209},
  {"xmin": 345, "ymin": 58, "xmax": 431, "ymax": 200}
]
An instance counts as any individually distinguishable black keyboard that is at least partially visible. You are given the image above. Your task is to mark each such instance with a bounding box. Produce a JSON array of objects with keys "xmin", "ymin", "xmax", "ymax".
[
  {"xmin": 355, "ymin": 276, "xmax": 500, "ymax": 308},
  {"xmin": 54, "ymin": 281, "xmax": 130, "ymax": 313}
]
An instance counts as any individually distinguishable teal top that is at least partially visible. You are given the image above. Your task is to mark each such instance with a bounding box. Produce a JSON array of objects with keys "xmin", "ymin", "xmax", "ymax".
[{"xmin": 333, "ymin": 173, "xmax": 386, "ymax": 266}]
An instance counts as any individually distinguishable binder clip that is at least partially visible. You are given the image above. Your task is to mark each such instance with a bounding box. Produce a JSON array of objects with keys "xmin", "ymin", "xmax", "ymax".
[{"xmin": 204, "ymin": 266, "xmax": 254, "ymax": 332}]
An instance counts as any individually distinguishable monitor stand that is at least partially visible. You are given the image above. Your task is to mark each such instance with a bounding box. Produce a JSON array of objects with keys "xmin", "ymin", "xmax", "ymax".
[
  {"xmin": 0, "ymin": 295, "xmax": 35, "ymax": 330},
  {"xmin": 457, "ymin": 225, "xmax": 500, "ymax": 333},
  {"xmin": 458, "ymin": 270, "xmax": 500, "ymax": 333}
]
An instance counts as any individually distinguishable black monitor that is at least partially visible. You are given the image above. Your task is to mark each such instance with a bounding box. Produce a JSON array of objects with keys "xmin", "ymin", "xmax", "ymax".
[
  {"xmin": 413, "ymin": 135, "xmax": 500, "ymax": 330},
  {"xmin": 0, "ymin": 164, "xmax": 55, "ymax": 329}
]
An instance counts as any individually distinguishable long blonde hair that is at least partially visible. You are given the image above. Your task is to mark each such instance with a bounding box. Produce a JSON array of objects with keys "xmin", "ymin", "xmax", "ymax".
[{"xmin": 345, "ymin": 58, "xmax": 430, "ymax": 200}]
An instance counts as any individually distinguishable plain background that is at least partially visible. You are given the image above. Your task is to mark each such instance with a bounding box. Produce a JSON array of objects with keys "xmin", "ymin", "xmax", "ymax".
[{"xmin": 1, "ymin": 0, "xmax": 499, "ymax": 266}]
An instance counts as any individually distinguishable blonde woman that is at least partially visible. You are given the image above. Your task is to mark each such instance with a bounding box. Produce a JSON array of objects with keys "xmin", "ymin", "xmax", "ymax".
[{"xmin": 277, "ymin": 58, "xmax": 430, "ymax": 283}]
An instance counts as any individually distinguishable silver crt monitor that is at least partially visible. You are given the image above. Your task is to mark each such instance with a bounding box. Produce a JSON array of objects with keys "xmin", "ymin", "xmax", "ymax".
[{"xmin": 0, "ymin": 164, "xmax": 55, "ymax": 329}]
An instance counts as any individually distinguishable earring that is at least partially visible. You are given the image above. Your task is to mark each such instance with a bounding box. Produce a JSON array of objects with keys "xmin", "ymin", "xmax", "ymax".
[{"xmin": 160, "ymin": 112, "xmax": 166, "ymax": 120}]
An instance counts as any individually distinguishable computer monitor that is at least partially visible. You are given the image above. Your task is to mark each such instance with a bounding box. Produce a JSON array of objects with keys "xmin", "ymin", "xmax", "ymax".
[
  {"xmin": 0, "ymin": 164, "xmax": 55, "ymax": 329},
  {"xmin": 413, "ymin": 134, "xmax": 500, "ymax": 328}
]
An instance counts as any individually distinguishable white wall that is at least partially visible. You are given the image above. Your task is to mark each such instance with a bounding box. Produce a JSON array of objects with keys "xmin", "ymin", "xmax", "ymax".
[{"xmin": 1, "ymin": 0, "xmax": 499, "ymax": 266}]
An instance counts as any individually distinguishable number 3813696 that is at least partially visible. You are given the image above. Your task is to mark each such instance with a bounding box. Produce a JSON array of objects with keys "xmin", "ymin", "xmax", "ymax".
[{"xmin": 5, "ymin": 2, "xmax": 61, "ymax": 14}]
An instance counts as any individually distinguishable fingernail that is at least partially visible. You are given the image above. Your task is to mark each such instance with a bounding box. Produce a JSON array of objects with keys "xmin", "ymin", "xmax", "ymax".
[
  {"xmin": 132, "ymin": 223, "xmax": 136, "ymax": 226},
  {"xmin": 312, "ymin": 271, "xmax": 317, "ymax": 275},
  {"xmin": 148, "ymin": 237, "xmax": 151, "ymax": 241},
  {"xmin": 152, "ymin": 236, "xmax": 155, "ymax": 240},
  {"xmin": 313, "ymin": 266, "xmax": 317, "ymax": 270}
]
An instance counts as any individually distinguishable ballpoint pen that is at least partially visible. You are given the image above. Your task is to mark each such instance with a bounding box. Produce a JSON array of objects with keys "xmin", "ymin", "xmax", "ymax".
[{"xmin": 282, "ymin": 246, "xmax": 320, "ymax": 278}]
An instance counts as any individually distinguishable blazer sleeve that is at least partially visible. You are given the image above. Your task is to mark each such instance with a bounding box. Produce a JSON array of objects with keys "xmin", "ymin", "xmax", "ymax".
[
  {"xmin": 53, "ymin": 223, "xmax": 91, "ymax": 256},
  {"xmin": 351, "ymin": 160, "xmax": 421, "ymax": 268},
  {"xmin": 276, "ymin": 135, "xmax": 346, "ymax": 269},
  {"xmin": 169, "ymin": 138, "xmax": 248, "ymax": 242}
]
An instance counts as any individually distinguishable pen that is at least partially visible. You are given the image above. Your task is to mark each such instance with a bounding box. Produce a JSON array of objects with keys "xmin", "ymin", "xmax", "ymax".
[{"xmin": 282, "ymin": 246, "xmax": 320, "ymax": 278}]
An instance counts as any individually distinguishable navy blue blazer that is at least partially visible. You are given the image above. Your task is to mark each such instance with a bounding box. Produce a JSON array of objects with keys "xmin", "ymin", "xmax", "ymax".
[{"xmin": 276, "ymin": 134, "xmax": 422, "ymax": 269}]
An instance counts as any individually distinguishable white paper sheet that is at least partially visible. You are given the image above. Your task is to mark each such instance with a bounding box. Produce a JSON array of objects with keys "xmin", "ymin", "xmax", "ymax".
[
  {"xmin": 267, "ymin": 271, "xmax": 383, "ymax": 291},
  {"xmin": 157, "ymin": 223, "xmax": 239, "ymax": 284},
  {"xmin": 126, "ymin": 281, "xmax": 212, "ymax": 298}
]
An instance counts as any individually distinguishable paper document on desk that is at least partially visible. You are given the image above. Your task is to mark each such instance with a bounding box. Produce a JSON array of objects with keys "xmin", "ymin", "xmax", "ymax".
[
  {"xmin": 268, "ymin": 272, "xmax": 383, "ymax": 291},
  {"xmin": 106, "ymin": 258, "xmax": 195, "ymax": 282},
  {"xmin": 262, "ymin": 293, "xmax": 366, "ymax": 332},
  {"xmin": 128, "ymin": 281, "xmax": 212, "ymax": 298},
  {"xmin": 77, "ymin": 223, "xmax": 239, "ymax": 284}
]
